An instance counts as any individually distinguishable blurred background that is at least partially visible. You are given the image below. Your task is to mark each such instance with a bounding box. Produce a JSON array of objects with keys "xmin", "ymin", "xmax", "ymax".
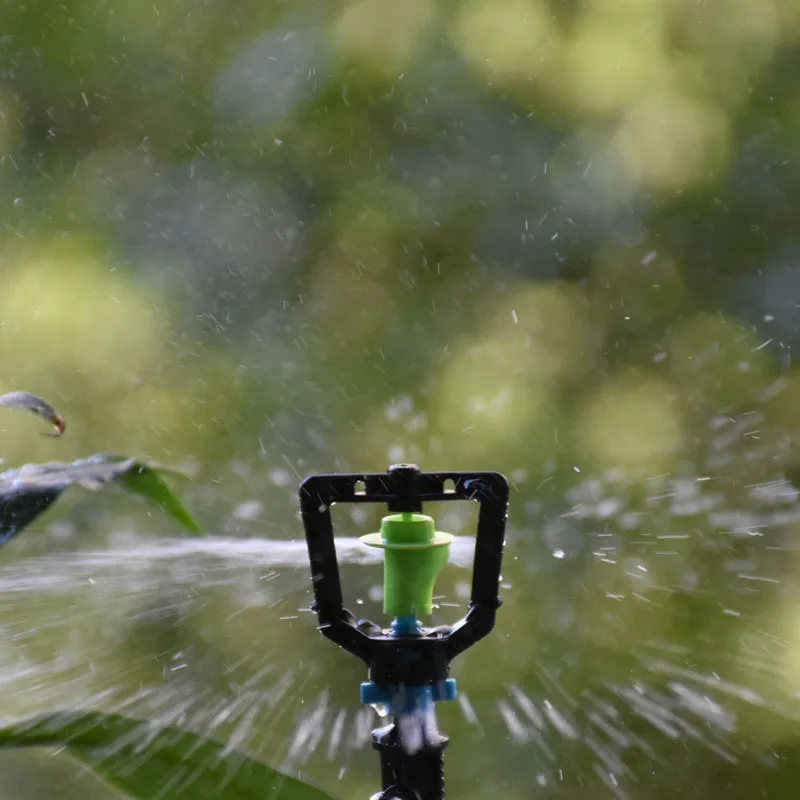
[{"xmin": 2, "ymin": 0, "xmax": 800, "ymax": 797}]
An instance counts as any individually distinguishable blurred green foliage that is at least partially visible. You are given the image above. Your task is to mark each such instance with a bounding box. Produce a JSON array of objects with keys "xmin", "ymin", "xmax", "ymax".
[
  {"xmin": 2, "ymin": 0, "xmax": 800, "ymax": 798},
  {"xmin": 0, "ymin": 710, "xmax": 338, "ymax": 800}
]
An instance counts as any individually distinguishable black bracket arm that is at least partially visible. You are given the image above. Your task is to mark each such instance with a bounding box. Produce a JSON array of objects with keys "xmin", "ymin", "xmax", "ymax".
[{"xmin": 299, "ymin": 464, "xmax": 509, "ymax": 675}]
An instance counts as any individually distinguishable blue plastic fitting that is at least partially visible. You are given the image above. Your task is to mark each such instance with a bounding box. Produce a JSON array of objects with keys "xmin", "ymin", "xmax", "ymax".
[{"xmin": 361, "ymin": 678, "xmax": 457, "ymax": 715}]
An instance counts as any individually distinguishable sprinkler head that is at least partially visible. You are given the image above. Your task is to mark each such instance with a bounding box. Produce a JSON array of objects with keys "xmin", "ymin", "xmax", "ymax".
[{"xmin": 360, "ymin": 512, "xmax": 453, "ymax": 618}]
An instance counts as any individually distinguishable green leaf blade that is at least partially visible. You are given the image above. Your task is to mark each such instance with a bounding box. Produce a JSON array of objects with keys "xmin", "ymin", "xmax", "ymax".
[
  {"xmin": 116, "ymin": 463, "xmax": 201, "ymax": 534},
  {"xmin": 0, "ymin": 455, "xmax": 201, "ymax": 543},
  {"xmin": 0, "ymin": 710, "xmax": 338, "ymax": 800}
]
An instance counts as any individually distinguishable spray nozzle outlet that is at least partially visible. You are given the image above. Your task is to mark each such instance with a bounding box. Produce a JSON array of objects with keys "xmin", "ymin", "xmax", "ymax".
[{"xmin": 360, "ymin": 512, "xmax": 453, "ymax": 618}]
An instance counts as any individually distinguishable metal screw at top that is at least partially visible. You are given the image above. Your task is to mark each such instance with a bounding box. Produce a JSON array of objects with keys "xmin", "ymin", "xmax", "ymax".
[
  {"xmin": 387, "ymin": 463, "xmax": 421, "ymax": 477},
  {"xmin": 387, "ymin": 464, "xmax": 421, "ymax": 513}
]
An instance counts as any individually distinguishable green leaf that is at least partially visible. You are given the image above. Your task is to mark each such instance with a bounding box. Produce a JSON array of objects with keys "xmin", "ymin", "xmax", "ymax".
[
  {"xmin": 0, "ymin": 710, "xmax": 338, "ymax": 800},
  {"xmin": 110, "ymin": 458, "xmax": 202, "ymax": 535},
  {"xmin": 0, "ymin": 454, "xmax": 200, "ymax": 544}
]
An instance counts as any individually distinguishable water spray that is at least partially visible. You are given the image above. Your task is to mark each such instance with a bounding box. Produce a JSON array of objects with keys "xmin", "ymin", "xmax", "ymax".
[{"xmin": 300, "ymin": 463, "xmax": 509, "ymax": 800}]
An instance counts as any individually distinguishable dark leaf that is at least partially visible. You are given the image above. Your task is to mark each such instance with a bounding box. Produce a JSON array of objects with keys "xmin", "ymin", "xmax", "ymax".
[
  {"xmin": 0, "ymin": 487, "xmax": 63, "ymax": 545},
  {"xmin": 0, "ymin": 710, "xmax": 338, "ymax": 800},
  {"xmin": 0, "ymin": 454, "xmax": 200, "ymax": 544},
  {"xmin": 0, "ymin": 390, "xmax": 66, "ymax": 437}
]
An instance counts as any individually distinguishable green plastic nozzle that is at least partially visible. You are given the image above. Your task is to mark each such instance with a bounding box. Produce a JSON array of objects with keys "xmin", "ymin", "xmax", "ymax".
[{"xmin": 360, "ymin": 512, "xmax": 453, "ymax": 617}]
